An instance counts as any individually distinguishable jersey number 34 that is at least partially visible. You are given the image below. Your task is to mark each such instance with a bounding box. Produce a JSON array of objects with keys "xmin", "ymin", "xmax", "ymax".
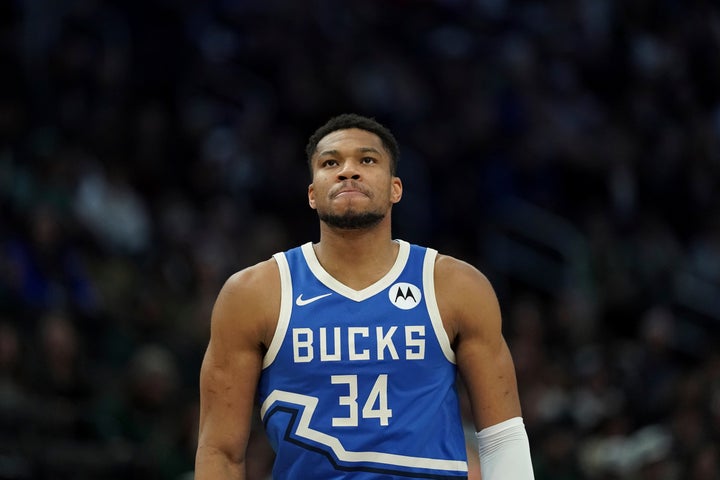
[{"xmin": 331, "ymin": 374, "xmax": 392, "ymax": 427}]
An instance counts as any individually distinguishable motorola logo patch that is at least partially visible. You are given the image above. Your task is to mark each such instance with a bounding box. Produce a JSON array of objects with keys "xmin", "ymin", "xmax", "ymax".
[{"xmin": 389, "ymin": 283, "xmax": 422, "ymax": 310}]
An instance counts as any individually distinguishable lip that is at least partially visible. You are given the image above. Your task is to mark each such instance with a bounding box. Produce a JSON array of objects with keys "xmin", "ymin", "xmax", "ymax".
[
  {"xmin": 330, "ymin": 182, "xmax": 370, "ymax": 199},
  {"xmin": 333, "ymin": 189, "xmax": 366, "ymax": 198}
]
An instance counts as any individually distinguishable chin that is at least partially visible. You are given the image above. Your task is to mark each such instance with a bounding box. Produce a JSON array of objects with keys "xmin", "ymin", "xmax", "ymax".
[{"xmin": 319, "ymin": 211, "xmax": 385, "ymax": 229}]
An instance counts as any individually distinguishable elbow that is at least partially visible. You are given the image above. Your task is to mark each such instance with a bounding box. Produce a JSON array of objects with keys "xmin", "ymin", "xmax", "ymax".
[{"xmin": 195, "ymin": 444, "xmax": 245, "ymax": 479}]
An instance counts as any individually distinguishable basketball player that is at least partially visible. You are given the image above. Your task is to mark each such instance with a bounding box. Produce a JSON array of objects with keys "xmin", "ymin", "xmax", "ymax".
[{"xmin": 195, "ymin": 114, "xmax": 535, "ymax": 479}]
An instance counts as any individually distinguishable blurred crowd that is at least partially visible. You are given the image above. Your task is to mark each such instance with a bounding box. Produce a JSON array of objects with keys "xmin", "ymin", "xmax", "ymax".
[{"xmin": 1, "ymin": 0, "xmax": 719, "ymax": 479}]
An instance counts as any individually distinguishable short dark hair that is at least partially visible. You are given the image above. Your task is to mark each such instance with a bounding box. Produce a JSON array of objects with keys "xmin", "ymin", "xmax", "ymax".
[{"xmin": 305, "ymin": 113, "xmax": 400, "ymax": 175}]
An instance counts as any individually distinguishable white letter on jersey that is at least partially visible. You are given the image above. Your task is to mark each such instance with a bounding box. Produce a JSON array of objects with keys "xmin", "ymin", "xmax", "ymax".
[
  {"xmin": 320, "ymin": 327, "xmax": 341, "ymax": 361},
  {"xmin": 348, "ymin": 327, "xmax": 370, "ymax": 360},
  {"xmin": 405, "ymin": 325, "xmax": 425, "ymax": 360},
  {"xmin": 376, "ymin": 326, "xmax": 399, "ymax": 360},
  {"xmin": 293, "ymin": 328, "xmax": 314, "ymax": 363}
]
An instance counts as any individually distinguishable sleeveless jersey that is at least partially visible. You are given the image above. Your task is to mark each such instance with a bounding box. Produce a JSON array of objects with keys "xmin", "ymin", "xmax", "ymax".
[{"xmin": 257, "ymin": 240, "xmax": 469, "ymax": 479}]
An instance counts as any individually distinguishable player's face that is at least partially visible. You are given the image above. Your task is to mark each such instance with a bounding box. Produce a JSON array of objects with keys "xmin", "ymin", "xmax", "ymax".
[{"xmin": 308, "ymin": 128, "xmax": 402, "ymax": 229}]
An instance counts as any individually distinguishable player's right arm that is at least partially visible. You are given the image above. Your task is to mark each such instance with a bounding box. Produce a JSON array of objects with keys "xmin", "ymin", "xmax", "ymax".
[{"xmin": 195, "ymin": 259, "xmax": 279, "ymax": 480}]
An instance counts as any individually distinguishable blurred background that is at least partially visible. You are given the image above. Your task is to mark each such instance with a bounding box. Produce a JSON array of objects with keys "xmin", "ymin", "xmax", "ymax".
[{"xmin": 1, "ymin": 0, "xmax": 719, "ymax": 479}]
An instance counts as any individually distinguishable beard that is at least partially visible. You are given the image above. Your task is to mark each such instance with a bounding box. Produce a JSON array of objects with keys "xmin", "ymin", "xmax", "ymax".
[{"xmin": 319, "ymin": 210, "xmax": 385, "ymax": 229}]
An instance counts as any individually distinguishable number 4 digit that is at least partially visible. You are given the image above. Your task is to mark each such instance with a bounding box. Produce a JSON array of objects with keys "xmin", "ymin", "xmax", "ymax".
[{"xmin": 362, "ymin": 374, "xmax": 392, "ymax": 426}]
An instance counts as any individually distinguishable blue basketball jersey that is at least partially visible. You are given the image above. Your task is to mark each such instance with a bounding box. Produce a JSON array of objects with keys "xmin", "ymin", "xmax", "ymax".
[{"xmin": 257, "ymin": 240, "xmax": 469, "ymax": 479}]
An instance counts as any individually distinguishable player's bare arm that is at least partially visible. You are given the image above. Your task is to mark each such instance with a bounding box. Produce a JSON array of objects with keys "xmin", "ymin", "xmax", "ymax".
[
  {"xmin": 435, "ymin": 254, "xmax": 534, "ymax": 479},
  {"xmin": 195, "ymin": 259, "xmax": 279, "ymax": 480},
  {"xmin": 434, "ymin": 255, "xmax": 521, "ymax": 429}
]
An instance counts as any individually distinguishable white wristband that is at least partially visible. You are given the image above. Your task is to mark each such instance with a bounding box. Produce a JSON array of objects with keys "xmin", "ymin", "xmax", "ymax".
[{"xmin": 476, "ymin": 417, "xmax": 535, "ymax": 480}]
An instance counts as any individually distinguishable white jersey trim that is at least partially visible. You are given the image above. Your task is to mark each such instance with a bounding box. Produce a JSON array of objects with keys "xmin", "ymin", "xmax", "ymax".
[
  {"xmin": 423, "ymin": 248, "xmax": 456, "ymax": 364},
  {"xmin": 263, "ymin": 252, "xmax": 293, "ymax": 369},
  {"xmin": 301, "ymin": 240, "xmax": 410, "ymax": 302},
  {"xmin": 260, "ymin": 389, "xmax": 469, "ymax": 473}
]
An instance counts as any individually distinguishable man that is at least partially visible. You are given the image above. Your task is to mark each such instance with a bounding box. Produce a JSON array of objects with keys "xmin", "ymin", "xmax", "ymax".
[{"xmin": 195, "ymin": 113, "xmax": 535, "ymax": 479}]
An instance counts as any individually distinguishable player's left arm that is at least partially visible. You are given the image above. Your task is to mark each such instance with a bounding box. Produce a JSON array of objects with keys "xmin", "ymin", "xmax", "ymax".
[{"xmin": 435, "ymin": 255, "xmax": 535, "ymax": 479}]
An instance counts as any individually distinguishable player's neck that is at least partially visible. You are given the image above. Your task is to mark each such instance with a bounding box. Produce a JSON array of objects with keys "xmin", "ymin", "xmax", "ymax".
[{"xmin": 313, "ymin": 224, "xmax": 399, "ymax": 290}]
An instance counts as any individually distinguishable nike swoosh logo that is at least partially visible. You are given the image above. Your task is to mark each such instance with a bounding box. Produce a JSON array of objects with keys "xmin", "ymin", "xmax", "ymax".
[{"xmin": 295, "ymin": 293, "xmax": 332, "ymax": 306}]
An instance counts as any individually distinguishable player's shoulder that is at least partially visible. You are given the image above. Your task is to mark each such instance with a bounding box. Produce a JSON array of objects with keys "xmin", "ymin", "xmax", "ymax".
[
  {"xmin": 214, "ymin": 257, "xmax": 280, "ymax": 319},
  {"xmin": 211, "ymin": 257, "xmax": 281, "ymax": 342},
  {"xmin": 432, "ymin": 252, "xmax": 502, "ymax": 337},
  {"xmin": 433, "ymin": 253, "xmax": 493, "ymax": 293},
  {"xmin": 223, "ymin": 257, "xmax": 280, "ymax": 295}
]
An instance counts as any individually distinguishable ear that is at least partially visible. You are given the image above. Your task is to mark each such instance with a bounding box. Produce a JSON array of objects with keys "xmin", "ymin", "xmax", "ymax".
[
  {"xmin": 308, "ymin": 183, "xmax": 316, "ymax": 209},
  {"xmin": 391, "ymin": 177, "xmax": 403, "ymax": 204}
]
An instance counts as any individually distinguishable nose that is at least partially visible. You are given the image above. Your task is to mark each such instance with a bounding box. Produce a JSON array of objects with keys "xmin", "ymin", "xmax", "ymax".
[{"xmin": 337, "ymin": 160, "xmax": 361, "ymax": 181}]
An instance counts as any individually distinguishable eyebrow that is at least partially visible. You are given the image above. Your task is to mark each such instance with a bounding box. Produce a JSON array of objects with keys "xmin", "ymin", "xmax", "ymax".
[{"xmin": 317, "ymin": 147, "xmax": 384, "ymax": 157}]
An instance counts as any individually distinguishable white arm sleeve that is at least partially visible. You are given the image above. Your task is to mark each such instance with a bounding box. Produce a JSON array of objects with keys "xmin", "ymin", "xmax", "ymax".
[{"xmin": 476, "ymin": 417, "xmax": 535, "ymax": 480}]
